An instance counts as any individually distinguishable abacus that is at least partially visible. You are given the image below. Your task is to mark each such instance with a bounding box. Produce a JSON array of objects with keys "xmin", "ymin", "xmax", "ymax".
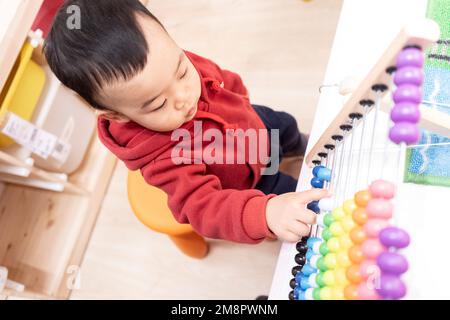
[{"xmin": 287, "ymin": 19, "xmax": 441, "ymax": 300}]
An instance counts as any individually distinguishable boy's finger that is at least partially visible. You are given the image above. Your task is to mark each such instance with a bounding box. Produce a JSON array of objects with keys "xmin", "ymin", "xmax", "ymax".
[
  {"xmin": 284, "ymin": 230, "xmax": 306, "ymax": 242},
  {"xmin": 288, "ymin": 220, "xmax": 310, "ymax": 236},
  {"xmin": 295, "ymin": 210, "xmax": 317, "ymax": 225},
  {"xmin": 294, "ymin": 188, "xmax": 331, "ymax": 203}
]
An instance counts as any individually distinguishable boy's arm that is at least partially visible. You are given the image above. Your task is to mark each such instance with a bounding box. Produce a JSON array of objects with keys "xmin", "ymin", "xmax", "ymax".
[{"xmin": 141, "ymin": 156, "xmax": 276, "ymax": 243}]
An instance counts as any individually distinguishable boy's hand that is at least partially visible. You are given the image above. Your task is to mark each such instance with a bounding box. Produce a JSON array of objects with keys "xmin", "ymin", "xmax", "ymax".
[{"xmin": 265, "ymin": 189, "xmax": 331, "ymax": 242}]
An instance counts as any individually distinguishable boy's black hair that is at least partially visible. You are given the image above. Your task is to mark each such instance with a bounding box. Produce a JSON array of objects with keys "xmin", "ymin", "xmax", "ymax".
[{"xmin": 44, "ymin": 0, "xmax": 165, "ymax": 110}]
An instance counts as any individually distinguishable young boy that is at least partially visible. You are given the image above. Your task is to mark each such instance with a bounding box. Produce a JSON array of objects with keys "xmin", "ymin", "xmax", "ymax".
[{"xmin": 44, "ymin": 0, "xmax": 329, "ymax": 244}]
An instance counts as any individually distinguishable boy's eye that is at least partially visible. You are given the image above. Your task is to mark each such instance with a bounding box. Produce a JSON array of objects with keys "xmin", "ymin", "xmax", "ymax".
[
  {"xmin": 179, "ymin": 68, "xmax": 188, "ymax": 79},
  {"xmin": 153, "ymin": 99, "xmax": 166, "ymax": 111}
]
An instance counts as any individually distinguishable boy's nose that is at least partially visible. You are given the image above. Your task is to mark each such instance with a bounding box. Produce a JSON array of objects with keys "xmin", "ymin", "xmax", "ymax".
[{"xmin": 174, "ymin": 100, "xmax": 187, "ymax": 110}]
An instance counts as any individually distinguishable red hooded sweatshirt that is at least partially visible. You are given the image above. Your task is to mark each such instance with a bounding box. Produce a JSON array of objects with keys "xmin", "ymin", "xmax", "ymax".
[{"xmin": 97, "ymin": 50, "xmax": 278, "ymax": 244}]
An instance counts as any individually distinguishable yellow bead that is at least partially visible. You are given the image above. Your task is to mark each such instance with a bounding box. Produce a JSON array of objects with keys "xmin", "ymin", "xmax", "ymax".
[
  {"xmin": 339, "ymin": 234, "xmax": 353, "ymax": 250},
  {"xmin": 324, "ymin": 253, "xmax": 337, "ymax": 270},
  {"xmin": 341, "ymin": 215, "xmax": 355, "ymax": 232},
  {"xmin": 323, "ymin": 270, "xmax": 335, "ymax": 287},
  {"xmin": 327, "ymin": 237, "xmax": 340, "ymax": 253},
  {"xmin": 320, "ymin": 287, "xmax": 333, "ymax": 300},
  {"xmin": 332, "ymin": 287, "xmax": 345, "ymax": 300},
  {"xmin": 343, "ymin": 199, "xmax": 357, "ymax": 216},
  {"xmin": 329, "ymin": 222, "xmax": 344, "ymax": 237},
  {"xmin": 332, "ymin": 207, "xmax": 346, "ymax": 221},
  {"xmin": 334, "ymin": 268, "xmax": 348, "ymax": 287},
  {"xmin": 337, "ymin": 251, "xmax": 351, "ymax": 268}
]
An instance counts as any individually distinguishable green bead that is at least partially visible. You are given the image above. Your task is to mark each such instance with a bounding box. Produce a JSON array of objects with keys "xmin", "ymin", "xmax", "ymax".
[
  {"xmin": 316, "ymin": 273, "xmax": 325, "ymax": 287},
  {"xmin": 313, "ymin": 288, "xmax": 321, "ymax": 300},
  {"xmin": 322, "ymin": 228, "xmax": 333, "ymax": 241},
  {"xmin": 324, "ymin": 213, "xmax": 334, "ymax": 227},
  {"xmin": 317, "ymin": 257, "xmax": 328, "ymax": 272},
  {"xmin": 319, "ymin": 242, "xmax": 330, "ymax": 256},
  {"xmin": 319, "ymin": 242, "xmax": 329, "ymax": 256}
]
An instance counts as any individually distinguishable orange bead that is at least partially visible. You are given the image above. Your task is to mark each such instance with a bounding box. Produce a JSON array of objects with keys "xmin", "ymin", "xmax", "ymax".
[
  {"xmin": 344, "ymin": 284, "xmax": 359, "ymax": 300},
  {"xmin": 348, "ymin": 245, "xmax": 364, "ymax": 264},
  {"xmin": 346, "ymin": 264, "xmax": 362, "ymax": 284},
  {"xmin": 354, "ymin": 190, "xmax": 371, "ymax": 208},
  {"xmin": 350, "ymin": 226, "xmax": 367, "ymax": 245},
  {"xmin": 352, "ymin": 208, "xmax": 368, "ymax": 225}
]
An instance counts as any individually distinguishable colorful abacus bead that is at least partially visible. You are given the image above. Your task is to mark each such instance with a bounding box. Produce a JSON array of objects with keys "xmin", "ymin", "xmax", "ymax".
[
  {"xmin": 316, "ymin": 167, "xmax": 332, "ymax": 182},
  {"xmin": 312, "ymin": 165, "xmax": 326, "ymax": 177},
  {"xmin": 376, "ymin": 227, "xmax": 410, "ymax": 300},
  {"xmin": 393, "ymin": 85, "xmax": 422, "ymax": 104},
  {"xmin": 316, "ymin": 213, "xmax": 334, "ymax": 228},
  {"xmin": 364, "ymin": 219, "xmax": 389, "ymax": 238},
  {"xmin": 396, "ymin": 47, "xmax": 424, "ymax": 68},
  {"xmin": 318, "ymin": 198, "xmax": 334, "ymax": 212},
  {"xmin": 357, "ymin": 283, "xmax": 380, "ymax": 300},
  {"xmin": 394, "ymin": 66, "xmax": 424, "ymax": 86},
  {"xmin": 361, "ymin": 239, "xmax": 385, "ymax": 259},
  {"xmin": 354, "ymin": 190, "xmax": 371, "ymax": 207},
  {"xmin": 369, "ymin": 180, "xmax": 396, "ymax": 199},
  {"xmin": 311, "ymin": 177, "xmax": 324, "ymax": 188},
  {"xmin": 379, "ymin": 227, "xmax": 410, "ymax": 249},
  {"xmin": 377, "ymin": 274, "xmax": 407, "ymax": 300},
  {"xmin": 307, "ymin": 201, "xmax": 320, "ymax": 214},
  {"xmin": 390, "ymin": 46, "xmax": 424, "ymax": 146},
  {"xmin": 389, "ymin": 122, "xmax": 420, "ymax": 145},
  {"xmin": 377, "ymin": 252, "xmax": 409, "ymax": 275},
  {"xmin": 390, "ymin": 102, "xmax": 421, "ymax": 123}
]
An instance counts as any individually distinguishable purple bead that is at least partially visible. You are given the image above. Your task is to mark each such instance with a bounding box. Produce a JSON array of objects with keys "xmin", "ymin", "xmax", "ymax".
[
  {"xmin": 393, "ymin": 85, "xmax": 422, "ymax": 104},
  {"xmin": 390, "ymin": 103, "xmax": 421, "ymax": 123},
  {"xmin": 377, "ymin": 252, "xmax": 409, "ymax": 275},
  {"xmin": 377, "ymin": 274, "xmax": 407, "ymax": 299},
  {"xmin": 396, "ymin": 47, "xmax": 424, "ymax": 68},
  {"xmin": 389, "ymin": 122, "xmax": 420, "ymax": 145},
  {"xmin": 394, "ymin": 67, "xmax": 424, "ymax": 86},
  {"xmin": 379, "ymin": 227, "xmax": 410, "ymax": 249}
]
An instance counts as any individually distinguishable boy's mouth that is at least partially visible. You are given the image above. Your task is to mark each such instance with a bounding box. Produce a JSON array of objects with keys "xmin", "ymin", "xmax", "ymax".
[{"xmin": 186, "ymin": 104, "xmax": 197, "ymax": 118}]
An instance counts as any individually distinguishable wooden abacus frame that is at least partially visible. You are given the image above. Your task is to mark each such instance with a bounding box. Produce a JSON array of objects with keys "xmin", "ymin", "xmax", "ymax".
[{"xmin": 305, "ymin": 19, "xmax": 443, "ymax": 167}]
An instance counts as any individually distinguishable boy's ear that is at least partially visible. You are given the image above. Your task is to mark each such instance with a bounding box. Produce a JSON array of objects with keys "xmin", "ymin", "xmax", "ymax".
[{"xmin": 96, "ymin": 109, "xmax": 131, "ymax": 123}]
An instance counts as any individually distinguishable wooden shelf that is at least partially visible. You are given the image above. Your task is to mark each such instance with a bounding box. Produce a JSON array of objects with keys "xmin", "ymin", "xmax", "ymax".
[
  {"xmin": 0, "ymin": 132, "xmax": 117, "ymax": 299},
  {"xmin": 0, "ymin": 0, "xmax": 149, "ymax": 299}
]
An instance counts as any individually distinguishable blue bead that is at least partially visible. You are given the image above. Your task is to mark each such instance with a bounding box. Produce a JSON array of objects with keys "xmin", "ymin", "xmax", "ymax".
[
  {"xmin": 293, "ymin": 286, "xmax": 302, "ymax": 300},
  {"xmin": 295, "ymin": 271, "xmax": 305, "ymax": 283},
  {"xmin": 301, "ymin": 264, "xmax": 316, "ymax": 276},
  {"xmin": 312, "ymin": 165, "xmax": 325, "ymax": 177},
  {"xmin": 317, "ymin": 167, "xmax": 332, "ymax": 182},
  {"xmin": 311, "ymin": 177, "xmax": 324, "ymax": 188},
  {"xmin": 307, "ymin": 237, "xmax": 321, "ymax": 248},
  {"xmin": 300, "ymin": 276, "xmax": 311, "ymax": 290},
  {"xmin": 298, "ymin": 290, "xmax": 307, "ymax": 300},
  {"xmin": 307, "ymin": 201, "xmax": 320, "ymax": 214},
  {"xmin": 306, "ymin": 250, "xmax": 314, "ymax": 261}
]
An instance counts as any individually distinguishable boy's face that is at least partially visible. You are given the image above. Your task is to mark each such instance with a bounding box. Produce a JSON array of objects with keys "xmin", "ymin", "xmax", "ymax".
[{"xmin": 97, "ymin": 15, "xmax": 202, "ymax": 132}]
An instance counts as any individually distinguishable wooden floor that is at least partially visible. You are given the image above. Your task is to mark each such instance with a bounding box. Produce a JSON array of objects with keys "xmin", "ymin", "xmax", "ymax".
[{"xmin": 70, "ymin": 0, "xmax": 343, "ymax": 300}]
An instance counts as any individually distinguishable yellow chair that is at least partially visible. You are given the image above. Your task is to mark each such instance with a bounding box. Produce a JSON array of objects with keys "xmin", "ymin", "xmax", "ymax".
[{"xmin": 127, "ymin": 170, "xmax": 209, "ymax": 259}]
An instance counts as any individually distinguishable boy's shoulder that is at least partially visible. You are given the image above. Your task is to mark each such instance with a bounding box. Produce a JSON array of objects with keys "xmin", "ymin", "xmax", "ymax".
[{"xmin": 97, "ymin": 116, "xmax": 154, "ymax": 148}]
